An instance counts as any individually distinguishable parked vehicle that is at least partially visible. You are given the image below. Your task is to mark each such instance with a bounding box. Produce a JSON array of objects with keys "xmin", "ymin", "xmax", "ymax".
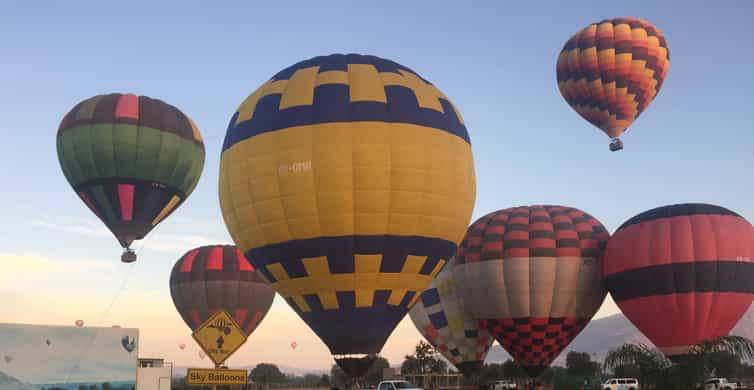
[
  {"xmin": 377, "ymin": 380, "xmax": 423, "ymax": 390},
  {"xmin": 602, "ymin": 378, "xmax": 639, "ymax": 390},
  {"xmin": 704, "ymin": 378, "xmax": 742, "ymax": 390},
  {"xmin": 491, "ymin": 380, "xmax": 517, "ymax": 390}
]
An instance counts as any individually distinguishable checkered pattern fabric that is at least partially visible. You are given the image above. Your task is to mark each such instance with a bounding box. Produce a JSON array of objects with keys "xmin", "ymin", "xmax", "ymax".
[
  {"xmin": 456, "ymin": 205, "xmax": 609, "ymax": 264},
  {"xmin": 484, "ymin": 317, "xmax": 589, "ymax": 366}
]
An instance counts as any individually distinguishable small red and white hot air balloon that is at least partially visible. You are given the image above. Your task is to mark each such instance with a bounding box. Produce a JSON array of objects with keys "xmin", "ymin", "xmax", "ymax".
[{"xmin": 75, "ymin": 320, "xmax": 84, "ymax": 327}]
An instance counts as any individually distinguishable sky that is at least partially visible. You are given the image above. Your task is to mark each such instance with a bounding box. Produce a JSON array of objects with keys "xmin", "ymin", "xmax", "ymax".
[
  {"xmin": 0, "ymin": 323, "xmax": 137, "ymax": 384},
  {"xmin": 1, "ymin": 0, "xmax": 754, "ymax": 372}
]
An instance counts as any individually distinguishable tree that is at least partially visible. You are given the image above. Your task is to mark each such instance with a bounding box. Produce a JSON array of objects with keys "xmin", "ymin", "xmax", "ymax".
[
  {"xmin": 501, "ymin": 360, "xmax": 526, "ymax": 379},
  {"xmin": 250, "ymin": 363, "xmax": 287, "ymax": 384},
  {"xmin": 604, "ymin": 336, "xmax": 754, "ymax": 390},
  {"xmin": 365, "ymin": 356, "xmax": 391, "ymax": 385},
  {"xmin": 331, "ymin": 364, "xmax": 350, "ymax": 388},
  {"xmin": 565, "ymin": 351, "xmax": 600, "ymax": 378},
  {"xmin": 706, "ymin": 351, "xmax": 743, "ymax": 379},
  {"xmin": 401, "ymin": 341, "xmax": 448, "ymax": 374}
]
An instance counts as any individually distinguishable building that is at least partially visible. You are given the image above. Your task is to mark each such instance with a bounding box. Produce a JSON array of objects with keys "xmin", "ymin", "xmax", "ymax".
[{"xmin": 137, "ymin": 357, "xmax": 172, "ymax": 390}]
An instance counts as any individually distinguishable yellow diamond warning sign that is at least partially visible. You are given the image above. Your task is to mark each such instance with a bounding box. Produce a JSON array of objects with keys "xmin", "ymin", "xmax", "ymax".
[{"xmin": 192, "ymin": 310, "xmax": 247, "ymax": 366}]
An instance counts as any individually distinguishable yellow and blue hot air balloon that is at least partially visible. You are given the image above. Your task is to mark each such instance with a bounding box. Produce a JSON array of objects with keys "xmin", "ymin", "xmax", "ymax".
[{"xmin": 219, "ymin": 53, "xmax": 476, "ymax": 376}]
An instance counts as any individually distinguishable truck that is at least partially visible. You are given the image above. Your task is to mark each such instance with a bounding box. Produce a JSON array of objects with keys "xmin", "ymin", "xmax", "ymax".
[
  {"xmin": 377, "ymin": 380, "xmax": 424, "ymax": 390},
  {"xmin": 491, "ymin": 380, "xmax": 517, "ymax": 390},
  {"xmin": 601, "ymin": 378, "xmax": 639, "ymax": 390},
  {"xmin": 704, "ymin": 378, "xmax": 743, "ymax": 390}
]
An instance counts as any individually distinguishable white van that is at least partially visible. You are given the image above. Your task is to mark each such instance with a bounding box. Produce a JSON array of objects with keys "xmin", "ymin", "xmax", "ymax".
[{"xmin": 602, "ymin": 378, "xmax": 639, "ymax": 390}]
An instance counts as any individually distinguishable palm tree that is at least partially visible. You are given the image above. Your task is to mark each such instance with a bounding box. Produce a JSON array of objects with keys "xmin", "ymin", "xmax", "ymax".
[{"xmin": 603, "ymin": 336, "xmax": 754, "ymax": 390}]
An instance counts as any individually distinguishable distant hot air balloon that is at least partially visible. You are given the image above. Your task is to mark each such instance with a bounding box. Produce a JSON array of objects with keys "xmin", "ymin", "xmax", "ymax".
[
  {"xmin": 556, "ymin": 17, "xmax": 670, "ymax": 151},
  {"xmin": 409, "ymin": 257, "xmax": 494, "ymax": 377},
  {"xmin": 179, "ymin": 343, "xmax": 186, "ymax": 350},
  {"xmin": 170, "ymin": 245, "xmax": 276, "ymax": 345},
  {"xmin": 75, "ymin": 320, "xmax": 84, "ymax": 327},
  {"xmin": 219, "ymin": 53, "xmax": 476, "ymax": 377},
  {"xmin": 198, "ymin": 350, "xmax": 205, "ymax": 359},
  {"xmin": 46, "ymin": 339, "xmax": 51, "ymax": 346},
  {"xmin": 291, "ymin": 341, "xmax": 298, "ymax": 350},
  {"xmin": 454, "ymin": 205, "xmax": 609, "ymax": 377},
  {"xmin": 121, "ymin": 335, "xmax": 136, "ymax": 353},
  {"xmin": 603, "ymin": 203, "xmax": 754, "ymax": 358},
  {"xmin": 57, "ymin": 93, "xmax": 206, "ymax": 262},
  {"xmin": 3, "ymin": 355, "xmax": 11, "ymax": 364}
]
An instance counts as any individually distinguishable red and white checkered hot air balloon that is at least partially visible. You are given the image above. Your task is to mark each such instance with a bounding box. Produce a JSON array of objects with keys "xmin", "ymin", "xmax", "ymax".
[{"xmin": 453, "ymin": 205, "xmax": 610, "ymax": 378}]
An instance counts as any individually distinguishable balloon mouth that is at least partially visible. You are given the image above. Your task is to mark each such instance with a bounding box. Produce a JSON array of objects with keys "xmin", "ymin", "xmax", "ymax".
[
  {"xmin": 609, "ymin": 138, "xmax": 624, "ymax": 151},
  {"xmin": 121, "ymin": 249, "xmax": 137, "ymax": 263},
  {"xmin": 334, "ymin": 354, "xmax": 377, "ymax": 378}
]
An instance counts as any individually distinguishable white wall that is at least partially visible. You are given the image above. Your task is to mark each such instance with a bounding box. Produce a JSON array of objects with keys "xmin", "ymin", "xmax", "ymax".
[{"xmin": 137, "ymin": 366, "xmax": 172, "ymax": 390}]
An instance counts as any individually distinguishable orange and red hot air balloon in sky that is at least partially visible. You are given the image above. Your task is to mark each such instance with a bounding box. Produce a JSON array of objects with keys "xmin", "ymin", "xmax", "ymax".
[
  {"xmin": 603, "ymin": 203, "xmax": 754, "ymax": 358},
  {"xmin": 557, "ymin": 17, "xmax": 670, "ymax": 151}
]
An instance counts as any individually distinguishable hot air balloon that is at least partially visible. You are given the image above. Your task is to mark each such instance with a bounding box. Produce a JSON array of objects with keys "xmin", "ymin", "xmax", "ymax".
[
  {"xmin": 219, "ymin": 53, "xmax": 476, "ymax": 377},
  {"xmin": 409, "ymin": 257, "xmax": 494, "ymax": 377},
  {"xmin": 46, "ymin": 339, "xmax": 51, "ymax": 346},
  {"xmin": 603, "ymin": 203, "xmax": 754, "ymax": 358},
  {"xmin": 57, "ymin": 93, "xmax": 206, "ymax": 262},
  {"xmin": 179, "ymin": 343, "xmax": 187, "ymax": 350},
  {"xmin": 198, "ymin": 350, "xmax": 205, "ymax": 359},
  {"xmin": 3, "ymin": 355, "xmax": 11, "ymax": 364},
  {"xmin": 121, "ymin": 335, "xmax": 136, "ymax": 353},
  {"xmin": 556, "ymin": 17, "xmax": 670, "ymax": 151},
  {"xmin": 291, "ymin": 341, "xmax": 298, "ymax": 350},
  {"xmin": 169, "ymin": 245, "xmax": 276, "ymax": 343},
  {"xmin": 75, "ymin": 320, "xmax": 84, "ymax": 327},
  {"xmin": 453, "ymin": 205, "xmax": 609, "ymax": 377}
]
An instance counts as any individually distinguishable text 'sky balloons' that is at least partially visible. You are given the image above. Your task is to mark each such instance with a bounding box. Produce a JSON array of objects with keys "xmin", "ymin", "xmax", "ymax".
[
  {"xmin": 556, "ymin": 17, "xmax": 670, "ymax": 151},
  {"xmin": 169, "ymin": 245, "xmax": 276, "ymax": 338},
  {"xmin": 409, "ymin": 258, "xmax": 494, "ymax": 377},
  {"xmin": 219, "ymin": 53, "xmax": 476, "ymax": 376},
  {"xmin": 57, "ymin": 93, "xmax": 205, "ymax": 262},
  {"xmin": 454, "ymin": 206, "xmax": 609, "ymax": 377},
  {"xmin": 603, "ymin": 203, "xmax": 754, "ymax": 357},
  {"xmin": 75, "ymin": 320, "xmax": 84, "ymax": 327}
]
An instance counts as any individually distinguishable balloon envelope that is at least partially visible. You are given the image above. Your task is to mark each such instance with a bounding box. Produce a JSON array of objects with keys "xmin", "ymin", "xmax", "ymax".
[
  {"xmin": 75, "ymin": 320, "xmax": 84, "ymax": 327},
  {"xmin": 57, "ymin": 93, "xmax": 205, "ymax": 259},
  {"xmin": 454, "ymin": 205, "xmax": 609, "ymax": 377},
  {"xmin": 556, "ymin": 17, "xmax": 670, "ymax": 150},
  {"xmin": 218, "ymin": 53, "xmax": 476, "ymax": 376},
  {"xmin": 410, "ymin": 258, "xmax": 494, "ymax": 377},
  {"xmin": 169, "ymin": 245, "xmax": 275, "ymax": 337},
  {"xmin": 603, "ymin": 203, "xmax": 754, "ymax": 357}
]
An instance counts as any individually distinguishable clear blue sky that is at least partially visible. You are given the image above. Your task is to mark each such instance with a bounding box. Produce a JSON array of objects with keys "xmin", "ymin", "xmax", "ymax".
[{"xmin": 1, "ymin": 0, "xmax": 753, "ymax": 369}]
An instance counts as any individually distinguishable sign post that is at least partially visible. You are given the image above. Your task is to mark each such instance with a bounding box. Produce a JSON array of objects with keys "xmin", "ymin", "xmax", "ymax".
[{"xmin": 192, "ymin": 310, "xmax": 248, "ymax": 367}]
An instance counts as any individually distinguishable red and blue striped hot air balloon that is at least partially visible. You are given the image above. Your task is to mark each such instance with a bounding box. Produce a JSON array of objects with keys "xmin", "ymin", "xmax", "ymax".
[
  {"xmin": 603, "ymin": 203, "xmax": 754, "ymax": 358},
  {"xmin": 169, "ymin": 245, "xmax": 276, "ymax": 342}
]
